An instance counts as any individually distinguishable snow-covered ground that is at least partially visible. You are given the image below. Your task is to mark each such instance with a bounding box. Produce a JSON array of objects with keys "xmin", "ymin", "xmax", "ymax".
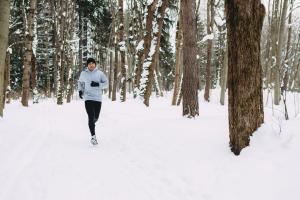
[{"xmin": 0, "ymin": 90, "xmax": 299, "ymax": 200}]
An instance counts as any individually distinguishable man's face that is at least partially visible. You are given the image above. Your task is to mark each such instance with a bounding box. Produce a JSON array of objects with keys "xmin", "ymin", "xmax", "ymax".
[{"xmin": 88, "ymin": 62, "xmax": 96, "ymax": 71}]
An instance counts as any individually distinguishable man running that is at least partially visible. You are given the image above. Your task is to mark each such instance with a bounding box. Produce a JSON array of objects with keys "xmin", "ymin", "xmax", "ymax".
[{"xmin": 78, "ymin": 58, "xmax": 108, "ymax": 145}]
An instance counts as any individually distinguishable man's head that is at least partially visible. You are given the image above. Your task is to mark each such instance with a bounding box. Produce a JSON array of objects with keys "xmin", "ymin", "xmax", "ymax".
[{"xmin": 87, "ymin": 58, "xmax": 96, "ymax": 71}]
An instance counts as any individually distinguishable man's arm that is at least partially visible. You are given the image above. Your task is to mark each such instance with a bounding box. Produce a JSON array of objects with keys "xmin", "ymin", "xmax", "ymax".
[
  {"xmin": 100, "ymin": 72, "xmax": 108, "ymax": 89},
  {"xmin": 78, "ymin": 72, "xmax": 85, "ymax": 91}
]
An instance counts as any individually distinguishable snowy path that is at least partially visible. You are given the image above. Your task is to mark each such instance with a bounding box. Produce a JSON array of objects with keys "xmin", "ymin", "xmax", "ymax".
[{"xmin": 0, "ymin": 94, "xmax": 300, "ymax": 200}]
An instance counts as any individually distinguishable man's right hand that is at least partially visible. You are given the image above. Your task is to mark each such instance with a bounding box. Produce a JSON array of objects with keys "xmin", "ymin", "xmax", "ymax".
[{"xmin": 79, "ymin": 91, "xmax": 83, "ymax": 99}]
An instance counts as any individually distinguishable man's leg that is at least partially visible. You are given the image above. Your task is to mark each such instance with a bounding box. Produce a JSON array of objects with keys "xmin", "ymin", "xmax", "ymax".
[
  {"xmin": 85, "ymin": 100, "xmax": 96, "ymax": 136},
  {"xmin": 94, "ymin": 101, "xmax": 102, "ymax": 123}
]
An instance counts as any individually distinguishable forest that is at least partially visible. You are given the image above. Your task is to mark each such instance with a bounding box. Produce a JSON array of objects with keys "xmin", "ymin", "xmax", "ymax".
[
  {"xmin": 1, "ymin": 0, "xmax": 300, "ymax": 152},
  {"xmin": 0, "ymin": 0, "xmax": 299, "ymax": 199}
]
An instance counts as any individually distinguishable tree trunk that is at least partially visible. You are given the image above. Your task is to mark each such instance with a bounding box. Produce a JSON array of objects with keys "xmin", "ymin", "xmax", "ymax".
[
  {"xmin": 4, "ymin": 51, "xmax": 11, "ymax": 105},
  {"xmin": 263, "ymin": 0, "xmax": 272, "ymax": 89},
  {"xmin": 66, "ymin": 51, "xmax": 74, "ymax": 103},
  {"xmin": 119, "ymin": 0, "xmax": 126, "ymax": 102},
  {"xmin": 220, "ymin": 44, "xmax": 228, "ymax": 105},
  {"xmin": 133, "ymin": 0, "xmax": 158, "ymax": 98},
  {"xmin": 226, "ymin": 0, "xmax": 265, "ymax": 155},
  {"xmin": 204, "ymin": 0, "xmax": 215, "ymax": 102},
  {"xmin": 21, "ymin": 0, "xmax": 37, "ymax": 107},
  {"xmin": 0, "ymin": 0, "xmax": 10, "ymax": 116},
  {"xmin": 50, "ymin": 0, "xmax": 57, "ymax": 96},
  {"xmin": 142, "ymin": 0, "xmax": 168, "ymax": 106},
  {"xmin": 281, "ymin": 0, "xmax": 293, "ymax": 117},
  {"xmin": 275, "ymin": 0, "xmax": 289, "ymax": 105},
  {"xmin": 31, "ymin": 53, "xmax": 38, "ymax": 103},
  {"xmin": 272, "ymin": 0, "xmax": 286, "ymax": 105},
  {"xmin": 56, "ymin": 0, "xmax": 67, "ymax": 105},
  {"xmin": 181, "ymin": 0, "xmax": 199, "ymax": 117},
  {"xmin": 112, "ymin": 43, "xmax": 119, "ymax": 101},
  {"xmin": 109, "ymin": 51, "xmax": 113, "ymax": 98},
  {"xmin": 289, "ymin": 32, "xmax": 300, "ymax": 91},
  {"xmin": 44, "ymin": 17, "xmax": 51, "ymax": 98},
  {"xmin": 172, "ymin": 14, "xmax": 183, "ymax": 106},
  {"xmin": 78, "ymin": 12, "xmax": 83, "ymax": 76},
  {"xmin": 65, "ymin": 0, "xmax": 75, "ymax": 103}
]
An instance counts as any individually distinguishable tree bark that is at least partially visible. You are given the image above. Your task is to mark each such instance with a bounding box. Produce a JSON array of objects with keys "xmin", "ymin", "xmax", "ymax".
[
  {"xmin": 112, "ymin": 41, "xmax": 119, "ymax": 101},
  {"xmin": 225, "ymin": 0, "xmax": 265, "ymax": 155},
  {"xmin": 56, "ymin": 0, "xmax": 67, "ymax": 105},
  {"xmin": 44, "ymin": 16, "xmax": 51, "ymax": 98},
  {"xmin": 181, "ymin": 0, "xmax": 199, "ymax": 117},
  {"xmin": 220, "ymin": 44, "xmax": 228, "ymax": 105},
  {"xmin": 133, "ymin": 0, "xmax": 158, "ymax": 98},
  {"xmin": 142, "ymin": 0, "xmax": 168, "ymax": 106},
  {"xmin": 274, "ymin": 0, "xmax": 289, "ymax": 105},
  {"xmin": 172, "ymin": 13, "xmax": 183, "ymax": 106},
  {"xmin": 109, "ymin": 51, "xmax": 113, "ymax": 98},
  {"xmin": 204, "ymin": 0, "xmax": 215, "ymax": 102},
  {"xmin": 271, "ymin": 0, "xmax": 280, "ymax": 104},
  {"xmin": 119, "ymin": 0, "xmax": 126, "ymax": 102},
  {"xmin": 31, "ymin": 53, "xmax": 38, "ymax": 103},
  {"xmin": 21, "ymin": 0, "xmax": 37, "ymax": 107},
  {"xmin": 0, "ymin": 0, "xmax": 10, "ymax": 117},
  {"xmin": 4, "ymin": 52, "xmax": 11, "ymax": 105}
]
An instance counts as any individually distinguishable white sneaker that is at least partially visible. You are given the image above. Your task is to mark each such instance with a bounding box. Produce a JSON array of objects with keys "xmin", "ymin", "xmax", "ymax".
[{"xmin": 91, "ymin": 135, "xmax": 98, "ymax": 145}]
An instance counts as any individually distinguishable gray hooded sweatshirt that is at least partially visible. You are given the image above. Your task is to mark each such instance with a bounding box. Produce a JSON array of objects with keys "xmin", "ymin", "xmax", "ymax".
[{"xmin": 78, "ymin": 68, "xmax": 108, "ymax": 102}]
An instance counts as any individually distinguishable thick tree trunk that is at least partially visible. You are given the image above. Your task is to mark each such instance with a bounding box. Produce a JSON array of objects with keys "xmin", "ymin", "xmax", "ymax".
[
  {"xmin": 181, "ymin": 0, "xmax": 199, "ymax": 117},
  {"xmin": 226, "ymin": 0, "xmax": 265, "ymax": 155},
  {"xmin": 0, "ymin": 0, "xmax": 10, "ymax": 117},
  {"xmin": 21, "ymin": 0, "xmax": 37, "ymax": 107}
]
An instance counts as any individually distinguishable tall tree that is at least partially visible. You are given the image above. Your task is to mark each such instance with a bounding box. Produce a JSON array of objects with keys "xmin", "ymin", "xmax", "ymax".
[
  {"xmin": 181, "ymin": 0, "xmax": 199, "ymax": 117},
  {"xmin": 4, "ymin": 52, "xmax": 11, "ymax": 105},
  {"xmin": 140, "ymin": 0, "xmax": 168, "ymax": 106},
  {"xmin": 56, "ymin": 0, "xmax": 67, "ymax": 105},
  {"xmin": 225, "ymin": 0, "xmax": 265, "ymax": 155},
  {"xmin": 0, "ymin": 0, "xmax": 10, "ymax": 117},
  {"xmin": 220, "ymin": 44, "xmax": 228, "ymax": 105},
  {"xmin": 21, "ymin": 0, "xmax": 37, "ymax": 106},
  {"xmin": 172, "ymin": 12, "xmax": 183, "ymax": 106},
  {"xmin": 133, "ymin": 0, "xmax": 158, "ymax": 98},
  {"xmin": 204, "ymin": 0, "xmax": 215, "ymax": 102},
  {"xmin": 112, "ymin": 7, "xmax": 118, "ymax": 101},
  {"xmin": 274, "ymin": 0, "xmax": 289, "ymax": 105},
  {"xmin": 119, "ymin": 0, "xmax": 126, "ymax": 102},
  {"xmin": 270, "ymin": 0, "xmax": 280, "ymax": 104}
]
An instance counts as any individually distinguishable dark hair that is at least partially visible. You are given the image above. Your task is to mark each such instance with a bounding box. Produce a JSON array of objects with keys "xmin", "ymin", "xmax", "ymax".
[{"xmin": 87, "ymin": 58, "xmax": 96, "ymax": 66}]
